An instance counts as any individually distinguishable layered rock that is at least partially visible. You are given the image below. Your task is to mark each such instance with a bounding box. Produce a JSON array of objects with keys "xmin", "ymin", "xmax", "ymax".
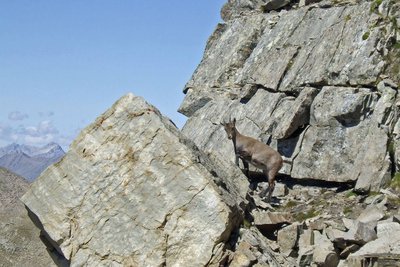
[{"xmin": 180, "ymin": 0, "xmax": 400, "ymax": 192}]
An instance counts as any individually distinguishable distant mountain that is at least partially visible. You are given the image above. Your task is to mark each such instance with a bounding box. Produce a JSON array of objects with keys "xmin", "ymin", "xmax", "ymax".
[{"xmin": 0, "ymin": 143, "xmax": 65, "ymax": 182}]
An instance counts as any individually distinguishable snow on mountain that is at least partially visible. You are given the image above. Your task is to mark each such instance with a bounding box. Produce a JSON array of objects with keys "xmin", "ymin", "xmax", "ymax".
[{"xmin": 0, "ymin": 143, "xmax": 65, "ymax": 181}]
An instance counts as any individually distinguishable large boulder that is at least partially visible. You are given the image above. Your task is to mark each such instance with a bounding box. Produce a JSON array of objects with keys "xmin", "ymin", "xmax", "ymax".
[
  {"xmin": 292, "ymin": 84, "xmax": 395, "ymax": 190},
  {"xmin": 21, "ymin": 93, "xmax": 249, "ymax": 266}
]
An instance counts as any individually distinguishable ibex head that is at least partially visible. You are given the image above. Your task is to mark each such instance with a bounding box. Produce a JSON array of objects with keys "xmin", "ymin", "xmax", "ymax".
[{"xmin": 221, "ymin": 117, "xmax": 237, "ymax": 140}]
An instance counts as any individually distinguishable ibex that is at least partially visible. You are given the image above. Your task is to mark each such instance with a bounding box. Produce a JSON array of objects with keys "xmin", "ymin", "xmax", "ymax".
[{"xmin": 221, "ymin": 118, "xmax": 283, "ymax": 202}]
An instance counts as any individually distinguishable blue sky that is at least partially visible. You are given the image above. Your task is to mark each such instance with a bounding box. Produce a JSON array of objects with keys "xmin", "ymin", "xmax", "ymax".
[{"xmin": 0, "ymin": 1, "xmax": 225, "ymax": 150}]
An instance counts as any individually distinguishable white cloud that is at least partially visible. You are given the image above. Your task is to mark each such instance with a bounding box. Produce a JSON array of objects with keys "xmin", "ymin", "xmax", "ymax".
[
  {"xmin": 0, "ymin": 120, "xmax": 74, "ymax": 150},
  {"xmin": 16, "ymin": 120, "xmax": 59, "ymax": 136},
  {"xmin": 8, "ymin": 111, "xmax": 29, "ymax": 121}
]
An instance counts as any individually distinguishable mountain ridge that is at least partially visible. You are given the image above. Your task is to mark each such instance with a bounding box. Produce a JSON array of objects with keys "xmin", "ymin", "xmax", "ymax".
[{"xmin": 0, "ymin": 142, "xmax": 65, "ymax": 181}]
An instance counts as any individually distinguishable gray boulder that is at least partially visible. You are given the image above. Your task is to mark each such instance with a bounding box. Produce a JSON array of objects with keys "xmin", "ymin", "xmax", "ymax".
[
  {"xmin": 312, "ymin": 231, "xmax": 339, "ymax": 267},
  {"xmin": 261, "ymin": 0, "xmax": 291, "ymax": 12},
  {"xmin": 21, "ymin": 94, "xmax": 249, "ymax": 266},
  {"xmin": 221, "ymin": 0, "xmax": 266, "ymax": 21},
  {"xmin": 343, "ymin": 221, "xmax": 377, "ymax": 245},
  {"xmin": 252, "ymin": 211, "xmax": 292, "ymax": 230},
  {"xmin": 357, "ymin": 205, "xmax": 385, "ymax": 224},
  {"xmin": 346, "ymin": 229, "xmax": 400, "ymax": 266},
  {"xmin": 376, "ymin": 221, "xmax": 400, "ymax": 239},
  {"xmin": 277, "ymin": 223, "xmax": 300, "ymax": 255}
]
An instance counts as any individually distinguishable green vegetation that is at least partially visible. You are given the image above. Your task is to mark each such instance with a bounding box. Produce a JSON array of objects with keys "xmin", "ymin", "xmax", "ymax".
[
  {"xmin": 294, "ymin": 208, "xmax": 319, "ymax": 222},
  {"xmin": 362, "ymin": 31, "xmax": 370, "ymax": 40},
  {"xmin": 343, "ymin": 206, "xmax": 353, "ymax": 215},
  {"xmin": 368, "ymin": 191, "xmax": 380, "ymax": 197},
  {"xmin": 390, "ymin": 173, "xmax": 400, "ymax": 191},
  {"xmin": 384, "ymin": 44, "xmax": 400, "ymax": 83},
  {"xmin": 345, "ymin": 14, "xmax": 351, "ymax": 22},
  {"xmin": 345, "ymin": 190, "xmax": 358, "ymax": 198},
  {"xmin": 284, "ymin": 200, "xmax": 298, "ymax": 209},
  {"xmin": 370, "ymin": 0, "xmax": 383, "ymax": 13},
  {"xmin": 387, "ymin": 196, "xmax": 400, "ymax": 207},
  {"xmin": 243, "ymin": 218, "xmax": 252, "ymax": 229},
  {"xmin": 388, "ymin": 140, "xmax": 396, "ymax": 156}
]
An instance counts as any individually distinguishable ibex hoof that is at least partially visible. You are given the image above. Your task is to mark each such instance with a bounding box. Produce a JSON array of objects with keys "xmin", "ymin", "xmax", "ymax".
[{"xmin": 249, "ymin": 183, "xmax": 257, "ymax": 191}]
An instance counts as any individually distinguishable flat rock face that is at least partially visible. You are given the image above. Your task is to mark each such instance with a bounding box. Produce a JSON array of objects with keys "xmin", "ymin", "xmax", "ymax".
[
  {"xmin": 180, "ymin": 1, "xmax": 388, "ymax": 116},
  {"xmin": 22, "ymin": 93, "xmax": 248, "ymax": 266}
]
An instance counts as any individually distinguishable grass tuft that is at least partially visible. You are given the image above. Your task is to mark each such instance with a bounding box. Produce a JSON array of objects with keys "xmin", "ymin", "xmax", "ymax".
[
  {"xmin": 362, "ymin": 31, "xmax": 370, "ymax": 40},
  {"xmin": 390, "ymin": 173, "xmax": 400, "ymax": 192},
  {"xmin": 294, "ymin": 208, "xmax": 319, "ymax": 222}
]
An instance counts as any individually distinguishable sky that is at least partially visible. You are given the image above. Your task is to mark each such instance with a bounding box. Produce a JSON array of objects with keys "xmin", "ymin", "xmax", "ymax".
[{"xmin": 0, "ymin": 1, "xmax": 226, "ymax": 151}]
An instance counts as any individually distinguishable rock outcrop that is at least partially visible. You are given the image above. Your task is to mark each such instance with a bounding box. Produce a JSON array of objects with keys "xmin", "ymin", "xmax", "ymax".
[
  {"xmin": 180, "ymin": 0, "xmax": 400, "ymax": 193},
  {"xmin": 177, "ymin": 0, "xmax": 400, "ymax": 266}
]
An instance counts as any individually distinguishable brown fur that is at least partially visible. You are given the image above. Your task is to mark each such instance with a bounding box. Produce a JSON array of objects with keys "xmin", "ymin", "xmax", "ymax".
[{"xmin": 221, "ymin": 118, "xmax": 283, "ymax": 202}]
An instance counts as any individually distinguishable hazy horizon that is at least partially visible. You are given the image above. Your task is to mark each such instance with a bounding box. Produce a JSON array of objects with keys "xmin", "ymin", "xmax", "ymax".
[{"xmin": 0, "ymin": 1, "xmax": 226, "ymax": 151}]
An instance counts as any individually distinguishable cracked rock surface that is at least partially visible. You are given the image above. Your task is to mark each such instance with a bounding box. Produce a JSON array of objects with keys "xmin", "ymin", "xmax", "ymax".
[{"xmin": 21, "ymin": 93, "xmax": 250, "ymax": 266}]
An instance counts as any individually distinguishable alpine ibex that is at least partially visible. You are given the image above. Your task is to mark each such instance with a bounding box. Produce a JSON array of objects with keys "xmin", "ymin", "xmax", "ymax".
[{"xmin": 221, "ymin": 118, "xmax": 283, "ymax": 202}]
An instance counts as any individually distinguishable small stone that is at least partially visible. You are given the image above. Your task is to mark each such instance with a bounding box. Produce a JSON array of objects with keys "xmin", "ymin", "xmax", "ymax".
[
  {"xmin": 313, "ymin": 231, "xmax": 339, "ymax": 267},
  {"xmin": 380, "ymin": 188, "xmax": 399, "ymax": 199},
  {"xmin": 325, "ymin": 227, "xmax": 346, "ymax": 245},
  {"xmin": 252, "ymin": 211, "xmax": 292, "ymax": 227},
  {"xmin": 277, "ymin": 223, "xmax": 300, "ymax": 254},
  {"xmin": 298, "ymin": 229, "xmax": 314, "ymax": 248},
  {"xmin": 297, "ymin": 246, "xmax": 314, "ymax": 267},
  {"xmin": 272, "ymin": 182, "xmax": 289, "ymax": 197},
  {"xmin": 268, "ymin": 241, "xmax": 280, "ymax": 252},
  {"xmin": 343, "ymin": 221, "xmax": 377, "ymax": 245},
  {"xmin": 299, "ymin": 0, "xmax": 321, "ymax": 7},
  {"xmin": 377, "ymin": 222, "xmax": 400, "ymax": 239},
  {"xmin": 308, "ymin": 219, "xmax": 326, "ymax": 231},
  {"xmin": 342, "ymin": 218, "xmax": 355, "ymax": 230},
  {"xmin": 357, "ymin": 205, "xmax": 385, "ymax": 223},
  {"xmin": 339, "ymin": 244, "xmax": 360, "ymax": 258},
  {"xmin": 383, "ymin": 78, "xmax": 398, "ymax": 89},
  {"xmin": 232, "ymin": 241, "xmax": 258, "ymax": 266},
  {"xmin": 261, "ymin": 0, "xmax": 291, "ymax": 11},
  {"xmin": 324, "ymin": 220, "xmax": 347, "ymax": 232},
  {"xmin": 364, "ymin": 194, "xmax": 385, "ymax": 205}
]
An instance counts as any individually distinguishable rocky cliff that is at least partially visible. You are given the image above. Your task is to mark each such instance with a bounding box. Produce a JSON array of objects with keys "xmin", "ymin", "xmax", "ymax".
[
  {"xmin": 180, "ymin": 0, "xmax": 400, "ymax": 194},
  {"xmin": 21, "ymin": 0, "xmax": 400, "ymax": 266},
  {"xmin": 178, "ymin": 0, "xmax": 400, "ymax": 265}
]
